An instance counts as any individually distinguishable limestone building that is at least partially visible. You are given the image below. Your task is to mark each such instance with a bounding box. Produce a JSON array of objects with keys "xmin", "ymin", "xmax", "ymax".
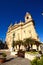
[{"xmin": 6, "ymin": 12, "xmax": 39, "ymax": 50}]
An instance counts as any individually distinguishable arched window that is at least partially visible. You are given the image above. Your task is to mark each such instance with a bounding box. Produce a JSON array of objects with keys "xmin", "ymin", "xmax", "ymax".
[{"xmin": 13, "ymin": 33, "xmax": 15, "ymax": 38}]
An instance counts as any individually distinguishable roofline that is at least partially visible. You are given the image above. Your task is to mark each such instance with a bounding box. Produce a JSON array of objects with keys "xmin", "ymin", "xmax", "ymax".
[{"xmin": 7, "ymin": 20, "xmax": 35, "ymax": 33}]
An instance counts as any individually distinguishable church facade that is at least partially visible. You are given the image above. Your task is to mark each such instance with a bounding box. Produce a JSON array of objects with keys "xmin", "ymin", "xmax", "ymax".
[{"xmin": 6, "ymin": 12, "xmax": 40, "ymax": 50}]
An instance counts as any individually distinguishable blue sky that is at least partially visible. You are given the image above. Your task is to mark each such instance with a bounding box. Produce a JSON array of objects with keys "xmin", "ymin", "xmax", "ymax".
[{"xmin": 0, "ymin": 0, "xmax": 43, "ymax": 42}]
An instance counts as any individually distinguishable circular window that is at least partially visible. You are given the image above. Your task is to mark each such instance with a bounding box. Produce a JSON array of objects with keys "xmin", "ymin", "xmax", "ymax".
[{"xmin": 27, "ymin": 17, "xmax": 29, "ymax": 19}]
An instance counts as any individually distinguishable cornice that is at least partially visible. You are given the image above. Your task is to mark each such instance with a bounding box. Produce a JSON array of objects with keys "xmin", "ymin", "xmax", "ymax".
[{"xmin": 7, "ymin": 20, "xmax": 35, "ymax": 33}]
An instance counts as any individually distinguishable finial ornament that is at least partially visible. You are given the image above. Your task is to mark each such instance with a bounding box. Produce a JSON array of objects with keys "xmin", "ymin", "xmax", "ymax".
[
  {"xmin": 26, "ymin": 12, "xmax": 30, "ymax": 15},
  {"xmin": 9, "ymin": 23, "xmax": 12, "ymax": 28}
]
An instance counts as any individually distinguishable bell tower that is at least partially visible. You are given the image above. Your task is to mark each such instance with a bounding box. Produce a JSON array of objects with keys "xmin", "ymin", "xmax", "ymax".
[{"xmin": 25, "ymin": 12, "xmax": 32, "ymax": 22}]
